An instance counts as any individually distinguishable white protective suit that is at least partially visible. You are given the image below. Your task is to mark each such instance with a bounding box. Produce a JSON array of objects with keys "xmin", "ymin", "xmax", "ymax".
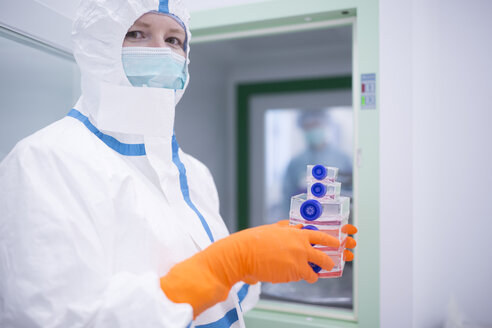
[{"xmin": 0, "ymin": 0, "xmax": 260, "ymax": 327}]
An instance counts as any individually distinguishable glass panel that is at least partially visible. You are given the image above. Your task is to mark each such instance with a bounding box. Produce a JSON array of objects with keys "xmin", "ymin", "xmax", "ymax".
[
  {"xmin": 262, "ymin": 107, "xmax": 354, "ymax": 309},
  {"xmin": 248, "ymin": 90, "xmax": 352, "ymax": 229},
  {"xmin": 0, "ymin": 29, "xmax": 80, "ymax": 161}
]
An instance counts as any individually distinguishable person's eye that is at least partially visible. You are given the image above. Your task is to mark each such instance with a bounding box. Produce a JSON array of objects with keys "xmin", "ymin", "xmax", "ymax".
[
  {"xmin": 125, "ymin": 31, "xmax": 144, "ymax": 40},
  {"xmin": 166, "ymin": 37, "xmax": 183, "ymax": 47}
]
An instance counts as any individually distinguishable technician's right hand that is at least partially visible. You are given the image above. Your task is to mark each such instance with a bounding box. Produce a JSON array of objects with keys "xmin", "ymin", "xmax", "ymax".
[
  {"xmin": 234, "ymin": 221, "xmax": 340, "ymax": 285},
  {"xmin": 160, "ymin": 222, "xmax": 339, "ymax": 317}
]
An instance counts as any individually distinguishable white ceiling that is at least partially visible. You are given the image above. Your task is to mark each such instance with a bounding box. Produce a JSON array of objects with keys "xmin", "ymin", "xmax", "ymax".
[{"xmin": 33, "ymin": 0, "xmax": 269, "ymax": 20}]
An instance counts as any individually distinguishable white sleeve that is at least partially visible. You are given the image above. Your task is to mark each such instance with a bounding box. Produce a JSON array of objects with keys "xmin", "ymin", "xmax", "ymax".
[
  {"xmin": 0, "ymin": 144, "xmax": 193, "ymax": 328},
  {"xmin": 235, "ymin": 282, "xmax": 261, "ymax": 314}
]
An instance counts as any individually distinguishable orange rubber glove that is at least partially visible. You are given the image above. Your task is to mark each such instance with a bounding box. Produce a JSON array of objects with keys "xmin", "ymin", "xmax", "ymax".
[
  {"xmin": 160, "ymin": 222, "xmax": 340, "ymax": 317},
  {"xmin": 342, "ymin": 224, "xmax": 358, "ymax": 261},
  {"xmin": 277, "ymin": 221, "xmax": 358, "ymax": 261}
]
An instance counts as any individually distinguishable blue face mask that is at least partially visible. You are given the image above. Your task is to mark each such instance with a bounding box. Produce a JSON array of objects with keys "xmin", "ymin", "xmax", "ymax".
[
  {"xmin": 305, "ymin": 127, "xmax": 327, "ymax": 147},
  {"xmin": 121, "ymin": 47, "xmax": 187, "ymax": 89}
]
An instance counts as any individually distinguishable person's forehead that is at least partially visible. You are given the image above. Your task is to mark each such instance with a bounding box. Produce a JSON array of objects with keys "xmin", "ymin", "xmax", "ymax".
[{"xmin": 133, "ymin": 13, "xmax": 185, "ymax": 34}]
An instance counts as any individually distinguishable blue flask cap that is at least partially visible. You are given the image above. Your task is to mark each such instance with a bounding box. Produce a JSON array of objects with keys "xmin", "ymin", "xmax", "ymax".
[
  {"xmin": 312, "ymin": 165, "xmax": 327, "ymax": 180},
  {"xmin": 309, "ymin": 262, "xmax": 322, "ymax": 273},
  {"xmin": 311, "ymin": 183, "xmax": 327, "ymax": 198},
  {"xmin": 300, "ymin": 199, "xmax": 323, "ymax": 221},
  {"xmin": 302, "ymin": 225, "xmax": 319, "ymax": 231}
]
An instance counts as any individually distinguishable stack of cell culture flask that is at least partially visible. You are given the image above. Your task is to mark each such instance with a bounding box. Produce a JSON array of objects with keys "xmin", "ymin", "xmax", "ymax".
[{"xmin": 289, "ymin": 165, "xmax": 350, "ymax": 278}]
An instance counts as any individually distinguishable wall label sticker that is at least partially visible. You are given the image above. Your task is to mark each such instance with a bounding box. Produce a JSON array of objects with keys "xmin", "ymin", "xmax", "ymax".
[{"xmin": 361, "ymin": 73, "xmax": 376, "ymax": 110}]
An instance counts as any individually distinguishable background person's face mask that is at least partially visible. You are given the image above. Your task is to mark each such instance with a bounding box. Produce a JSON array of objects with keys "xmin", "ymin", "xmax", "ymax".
[
  {"xmin": 122, "ymin": 47, "xmax": 187, "ymax": 89},
  {"xmin": 305, "ymin": 127, "xmax": 327, "ymax": 148}
]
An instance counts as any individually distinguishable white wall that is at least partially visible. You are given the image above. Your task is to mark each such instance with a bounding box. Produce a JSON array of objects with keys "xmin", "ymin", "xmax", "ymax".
[
  {"xmin": 0, "ymin": 36, "xmax": 80, "ymax": 159},
  {"xmin": 380, "ymin": 0, "xmax": 492, "ymax": 327},
  {"xmin": 0, "ymin": 1, "xmax": 73, "ymax": 53},
  {"xmin": 379, "ymin": 0, "xmax": 413, "ymax": 326},
  {"xmin": 0, "ymin": 1, "xmax": 80, "ymax": 160},
  {"xmin": 412, "ymin": 0, "xmax": 492, "ymax": 326}
]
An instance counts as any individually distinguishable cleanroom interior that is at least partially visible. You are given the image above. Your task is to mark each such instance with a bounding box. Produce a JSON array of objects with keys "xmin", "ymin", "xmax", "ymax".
[{"xmin": 1, "ymin": 0, "xmax": 491, "ymax": 327}]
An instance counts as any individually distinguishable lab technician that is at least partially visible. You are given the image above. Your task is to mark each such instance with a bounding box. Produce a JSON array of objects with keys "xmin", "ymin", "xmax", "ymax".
[{"xmin": 0, "ymin": 1, "xmax": 357, "ymax": 327}]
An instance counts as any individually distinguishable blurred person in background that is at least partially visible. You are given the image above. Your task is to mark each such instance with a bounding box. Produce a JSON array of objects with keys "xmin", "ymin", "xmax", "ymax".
[{"xmin": 283, "ymin": 110, "xmax": 352, "ymax": 215}]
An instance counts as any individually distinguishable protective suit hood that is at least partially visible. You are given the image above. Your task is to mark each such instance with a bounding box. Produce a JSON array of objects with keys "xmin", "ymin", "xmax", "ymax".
[{"xmin": 72, "ymin": 0, "xmax": 191, "ymax": 137}]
